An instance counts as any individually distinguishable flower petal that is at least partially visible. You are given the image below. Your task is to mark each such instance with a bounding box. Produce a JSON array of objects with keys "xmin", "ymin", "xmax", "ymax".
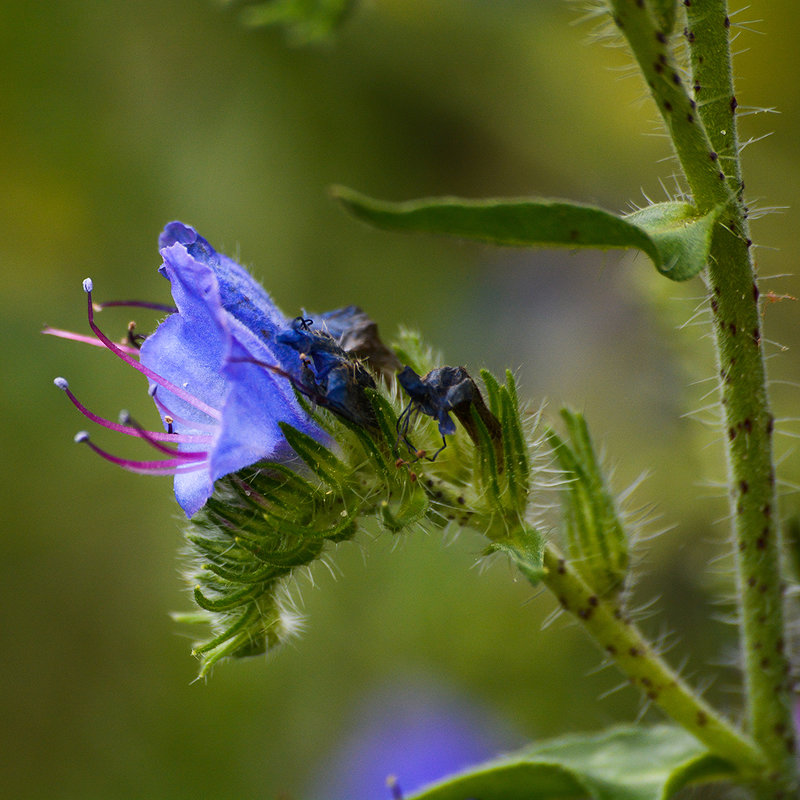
[{"xmin": 142, "ymin": 223, "xmax": 327, "ymax": 517}]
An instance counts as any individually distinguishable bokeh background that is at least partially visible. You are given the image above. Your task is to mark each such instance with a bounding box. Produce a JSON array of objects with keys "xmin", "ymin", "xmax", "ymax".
[{"xmin": 3, "ymin": 1, "xmax": 799, "ymax": 798}]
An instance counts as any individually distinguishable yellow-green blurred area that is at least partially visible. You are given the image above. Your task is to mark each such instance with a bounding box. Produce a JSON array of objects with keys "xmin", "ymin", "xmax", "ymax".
[{"xmin": 3, "ymin": 1, "xmax": 800, "ymax": 797}]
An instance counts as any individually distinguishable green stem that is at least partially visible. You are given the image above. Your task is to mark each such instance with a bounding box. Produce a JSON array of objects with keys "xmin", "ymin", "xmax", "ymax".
[
  {"xmin": 608, "ymin": 1, "xmax": 797, "ymax": 792},
  {"xmin": 539, "ymin": 544, "xmax": 766, "ymax": 775},
  {"xmin": 684, "ymin": 3, "xmax": 796, "ymax": 789},
  {"xmin": 608, "ymin": 0, "xmax": 735, "ymax": 214}
]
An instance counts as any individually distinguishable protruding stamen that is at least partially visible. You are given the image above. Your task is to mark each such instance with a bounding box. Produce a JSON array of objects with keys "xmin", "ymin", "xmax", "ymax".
[
  {"xmin": 127, "ymin": 321, "xmax": 145, "ymax": 349},
  {"xmin": 149, "ymin": 386, "xmax": 217, "ymax": 433},
  {"xmin": 118, "ymin": 411, "xmax": 206, "ymax": 460},
  {"xmin": 43, "ymin": 327, "xmax": 139, "ymax": 355},
  {"xmin": 82, "ymin": 279, "xmax": 222, "ymax": 422},
  {"xmin": 54, "ymin": 376, "xmax": 211, "ymax": 444},
  {"xmin": 386, "ymin": 775, "xmax": 403, "ymax": 800},
  {"xmin": 73, "ymin": 431, "xmax": 206, "ymax": 475},
  {"xmin": 94, "ymin": 299, "xmax": 177, "ymax": 313}
]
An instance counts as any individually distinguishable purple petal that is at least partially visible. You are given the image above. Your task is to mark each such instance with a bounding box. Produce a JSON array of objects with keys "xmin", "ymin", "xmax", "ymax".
[{"xmin": 141, "ymin": 223, "xmax": 327, "ymax": 517}]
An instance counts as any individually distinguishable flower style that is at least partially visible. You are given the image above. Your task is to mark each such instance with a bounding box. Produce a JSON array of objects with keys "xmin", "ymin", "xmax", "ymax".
[{"xmin": 50, "ymin": 222, "xmax": 327, "ymax": 517}]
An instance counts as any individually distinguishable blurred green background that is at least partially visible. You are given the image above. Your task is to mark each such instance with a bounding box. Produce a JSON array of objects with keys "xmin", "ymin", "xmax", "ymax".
[{"xmin": 3, "ymin": 1, "xmax": 800, "ymax": 797}]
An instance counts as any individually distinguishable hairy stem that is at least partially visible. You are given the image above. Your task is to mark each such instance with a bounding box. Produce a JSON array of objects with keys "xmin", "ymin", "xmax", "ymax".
[
  {"xmin": 540, "ymin": 543, "xmax": 766, "ymax": 775},
  {"xmin": 608, "ymin": 0, "xmax": 797, "ymax": 792}
]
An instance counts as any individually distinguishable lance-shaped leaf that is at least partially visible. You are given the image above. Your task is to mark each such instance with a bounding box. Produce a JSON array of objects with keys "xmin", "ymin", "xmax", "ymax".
[
  {"xmin": 332, "ymin": 186, "xmax": 723, "ymax": 281},
  {"xmin": 407, "ymin": 725, "xmax": 736, "ymax": 800}
]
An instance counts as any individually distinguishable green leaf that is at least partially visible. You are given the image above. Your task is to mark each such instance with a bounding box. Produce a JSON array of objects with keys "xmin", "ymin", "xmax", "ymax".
[
  {"xmin": 332, "ymin": 186, "xmax": 723, "ymax": 281},
  {"xmin": 407, "ymin": 725, "xmax": 737, "ymax": 800},
  {"xmin": 624, "ymin": 202, "xmax": 722, "ymax": 281},
  {"xmin": 222, "ymin": 0, "xmax": 356, "ymax": 43}
]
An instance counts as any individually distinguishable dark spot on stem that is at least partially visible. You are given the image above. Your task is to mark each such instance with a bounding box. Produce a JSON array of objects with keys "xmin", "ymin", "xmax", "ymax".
[
  {"xmin": 655, "ymin": 31, "xmax": 666, "ymax": 44},
  {"xmin": 687, "ymin": 113, "xmax": 694, "ymax": 123},
  {"xmin": 457, "ymin": 495, "xmax": 465, "ymax": 505},
  {"xmin": 672, "ymin": 72, "xmax": 682, "ymax": 86},
  {"xmin": 557, "ymin": 558, "xmax": 566, "ymax": 575},
  {"xmin": 742, "ymin": 417, "xmax": 752, "ymax": 434},
  {"xmin": 752, "ymin": 328, "xmax": 761, "ymax": 346},
  {"xmin": 606, "ymin": 644, "xmax": 617, "ymax": 655},
  {"xmin": 710, "ymin": 297, "xmax": 718, "ymax": 313},
  {"xmin": 728, "ymin": 427, "xmax": 736, "ymax": 441},
  {"xmin": 760, "ymin": 657, "xmax": 770, "ymax": 669},
  {"xmin": 748, "ymin": 576, "xmax": 757, "ymax": 588},
  {"xmin": 757, "ymin": 529, "xmax": 769, "ymax": 550},
  {"xmin": 588, "ymin": 595, "xmax": 598, "ymax": 607},
  {"xmin": 629, "ymin": 647, "xmax": 642, "ymax": 657},
  {"xmin": 740, "ymin": 480, "xmax": 749, "ymax": 494},
  {"xmin": 654, "ymin": 61, "xmax": 664, "ymax": 74},
  {"xmin": 697, "ymin": 711, "xmax": 707, "ymax": 726},
  {"xmin": 729, "ymin": 322, "xmax": 737, "ymax": 335},
  {"xmin": 766, "ymin": 415, "xmax": 774, "ymax": 435},
  {"xmin": 730, "ymin": 96, "xmax": 738, "ymax": 113},
  {"xmin": 578, "ymin": 607, "xmax": 593, "ymax": 620},
  {"xmin": 724, "ymin": 16, "xmax": 730, "ymax": 29},
  {"xmin": 663, "ymin": 100, "xmax": 672, "ymax": 112},
  {"xmin": 753, "ymin": 282, "xmax": 760, "ymax": 302},
  {"xmin": 685, "ymin": 28, "xmax": 695, "ymax": 43}
]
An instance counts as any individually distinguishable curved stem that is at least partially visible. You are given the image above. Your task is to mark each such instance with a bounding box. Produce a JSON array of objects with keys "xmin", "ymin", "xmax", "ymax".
[{"xmin": 540, "ymin": 543, "xmax": 766, "ymax": 775}]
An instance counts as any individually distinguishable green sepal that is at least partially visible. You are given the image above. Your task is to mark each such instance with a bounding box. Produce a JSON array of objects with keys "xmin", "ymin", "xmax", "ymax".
[
  {"xmin": 278, "ymin": 421, "xmax": 348, "ymax": 488},
  {"xmin": 406, "ymin": 725, "xmax": 736, "ymax": 800},
  {"xmin": 333, "ymin": 186, "xmax": 722, "ymax": 281},
  {"xmin": 547, "ymin": 409, "xmax": 629, "ymax": 597},
  {"xmin": 476, "ymin": 369, "xmax": 530, "ymax": 513},
  {"xmin": 488, "ymin": 527, "xmax": 545, "ymax": 587},
  {"xmin": 380, "ymin": 486, "xmax": 429, "ymax": 532},
  {"xmin": 193, "ymin": 582, "xmax": 266, "ymax": 613}
]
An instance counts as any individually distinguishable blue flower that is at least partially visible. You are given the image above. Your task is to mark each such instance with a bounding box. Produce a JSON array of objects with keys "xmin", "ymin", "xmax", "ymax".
[{"xmin": 51, "ymin": 222, "xmax": 326, "ymax": 518}]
